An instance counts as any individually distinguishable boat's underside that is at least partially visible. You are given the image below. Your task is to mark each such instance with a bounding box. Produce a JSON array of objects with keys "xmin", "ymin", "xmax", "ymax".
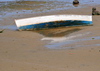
[{"xmin": 18, "ymin": 20, "xmax": 93, "ymax": 30}]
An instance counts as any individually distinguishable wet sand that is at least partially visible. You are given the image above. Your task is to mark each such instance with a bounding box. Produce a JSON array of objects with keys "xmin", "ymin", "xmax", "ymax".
[{"xmin": 0, "ymin": 4, "xmax": 100, "ymax": 71}]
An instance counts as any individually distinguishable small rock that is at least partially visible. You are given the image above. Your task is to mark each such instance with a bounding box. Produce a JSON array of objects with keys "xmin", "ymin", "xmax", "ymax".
[
  {"xmin": 0, "ymin": 29, "xmax": 4, "ymax": 33},
  {"xmin": 92, "ymin": 7, "xmax": 100, "ymax": 15}
]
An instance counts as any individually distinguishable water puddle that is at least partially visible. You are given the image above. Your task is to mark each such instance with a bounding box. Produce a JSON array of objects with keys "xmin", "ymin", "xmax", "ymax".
[
  {"xmin": 32, "ymin": 26, "xmax": 100, "ymax": 49},
  {"xmin": 33, "ymin": 26, "xmax": 82, "ymax": 49},
  {"xmin": 47, "ymin": 36, "xmax": 100, "ymax": 49},
  {"xmin": 41, "ymin": 29, "xmax": 100, "ymax": 49},
  {"xmin": 0, "ymin": 25, "xmax": 17, "ymax": 30}
]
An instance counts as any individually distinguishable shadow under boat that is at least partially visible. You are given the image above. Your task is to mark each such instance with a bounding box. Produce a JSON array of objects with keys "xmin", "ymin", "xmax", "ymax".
[{"xmin": 33, "ymin": 26, "xmax": 82, "ymax": 37}]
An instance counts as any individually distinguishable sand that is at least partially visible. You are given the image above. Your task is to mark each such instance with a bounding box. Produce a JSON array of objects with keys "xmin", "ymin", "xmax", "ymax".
[{"xmin": 0, "ymin": 4, "xmax": 100, "ymax": 71}]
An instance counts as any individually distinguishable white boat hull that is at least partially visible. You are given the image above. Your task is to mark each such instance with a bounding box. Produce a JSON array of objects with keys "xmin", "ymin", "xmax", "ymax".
[{"xmin": 15, "ymin": 15, "xmax": 93, "ymax": 30}]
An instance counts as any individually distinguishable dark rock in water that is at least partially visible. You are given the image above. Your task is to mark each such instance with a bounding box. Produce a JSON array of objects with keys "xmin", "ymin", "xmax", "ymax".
[
  {"xmin": 73, "ymin": 0, "xmax": 79, "ymax": 4},
  {"xmin": 92, "ymin": 7, "xmax": 100, "ymax": 15}
]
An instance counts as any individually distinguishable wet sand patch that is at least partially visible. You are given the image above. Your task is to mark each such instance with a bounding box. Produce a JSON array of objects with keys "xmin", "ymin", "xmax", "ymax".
[{"xmin": 0, "ymin": 25, "xmax": 17, "ymax": 30}]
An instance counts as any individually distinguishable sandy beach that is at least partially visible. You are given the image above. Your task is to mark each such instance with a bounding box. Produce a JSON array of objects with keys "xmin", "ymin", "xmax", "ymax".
[{"xmin": 0, "ymin": 2, "xmax": 100, "ymax": 71}]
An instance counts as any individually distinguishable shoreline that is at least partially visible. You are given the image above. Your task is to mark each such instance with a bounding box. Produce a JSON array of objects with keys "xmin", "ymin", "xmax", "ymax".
[{"xmin": 0, "ymin": 4, "xmax": 100, "ymax": 71}]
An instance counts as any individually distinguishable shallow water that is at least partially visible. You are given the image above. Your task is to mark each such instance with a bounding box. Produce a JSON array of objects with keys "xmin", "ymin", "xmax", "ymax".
[
  {"xmin": 0, "ymin": 0, "xmax": 100, "ymax": 19},
  {"xmin": 0, "ymin": 25, "xmax": 17, "ymax": 30},
  {"xmin": 0, "ymin": 0, "xmax": 70, "ymax": 18},
  {"xmin": 42, "ymin": 34, "xmax": 100, "ymax": 49}
]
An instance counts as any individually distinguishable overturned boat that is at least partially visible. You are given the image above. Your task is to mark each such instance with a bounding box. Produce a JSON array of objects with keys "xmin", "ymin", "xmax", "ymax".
[{"xmin": 15, "ymin": 15, "xmax": 93, "ymax": 30}]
